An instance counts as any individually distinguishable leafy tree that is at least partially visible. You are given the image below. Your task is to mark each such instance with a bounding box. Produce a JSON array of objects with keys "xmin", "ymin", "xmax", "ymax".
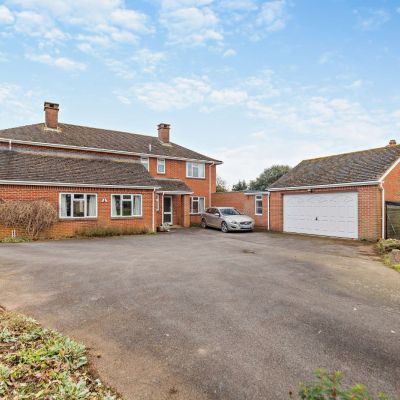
[
  {"xmin": 232, "ymin": 180, "xmax": 248, "ymax": 191},
  {"xmin": 216, "ymin": 176, "xmax": 228, "ymax": 192},
  {"xmin": 249, "ymin": 165, "xmax": 291, "ymax": 190}
]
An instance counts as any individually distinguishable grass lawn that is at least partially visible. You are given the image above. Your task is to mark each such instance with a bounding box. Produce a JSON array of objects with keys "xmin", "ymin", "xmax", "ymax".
[{"xmin": 0, "ymin": 309, "xmax": 121, "ymax": 399}]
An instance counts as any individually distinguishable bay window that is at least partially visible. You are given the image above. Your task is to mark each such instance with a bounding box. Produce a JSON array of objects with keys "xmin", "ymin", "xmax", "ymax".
[
  {"xmin": 186, "ymin": 162, "xmax": 205, "ymax": 178},
  {"xmin": 111, "ymin": 194, "xmax": 142, "ymax": 217},
  {"xmin": 141, "ymin": 157, "xmax": 149, "ymax": 171},
  {"xmin": 190, "ymin": 196, "xmax": 205, "ymax": 214},
  {"xmin": 60, "ymin": 193, "xmax": 97, "ymax": 218}
]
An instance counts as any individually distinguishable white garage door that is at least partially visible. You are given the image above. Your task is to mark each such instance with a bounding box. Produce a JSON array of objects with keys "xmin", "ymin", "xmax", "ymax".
[{"xmin": 283, "ymin": 192, "xmax": 358, "ymax": 239}]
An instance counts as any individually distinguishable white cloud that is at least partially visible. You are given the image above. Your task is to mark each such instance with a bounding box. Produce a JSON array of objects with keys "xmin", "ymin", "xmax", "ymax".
[
  {"xmin": 318, "ymin": 51, "xmax": 337, "ymax": 65},
  {"xmin": 133, "ymin": 77, "xmax": 211, "ymax": 110},
  {"xmin": 355, "ymin": 9, "xmax": 390, "ymax": 31},
  {"xmin": 105, "ymin": 59, "xmax": 135, "ymax": 79},
  {"xmin": 160, "ymin": 1, "xmax": 223, "ymax": 45},
  {"xmin": 110, "ymin": 8, "xmax": 152, "ymax": 33},
  {"xmin": 0, "ymin": 5, "xmax": 14, "ymax": 24},
  {"xmin": 209, "ymin": 88, "xmax": 247, "ymax": 105},
  {"xmin": 222, "ymin": 48, "xmax": 237, "ymax": 57},
  {"xmin": 250, "ymin": 130, "xmax": 266, "ymax": 139},
  {"xmin": 26, "ymin": 53, "xmax": 87, "ymax": 71},
  {"xmin": 132, "ymin": 49, "xmax": 166, "ymax": 73},
  {"xmin": 257, "ymin": 0, "xmax": 289, "ymax": 32}
]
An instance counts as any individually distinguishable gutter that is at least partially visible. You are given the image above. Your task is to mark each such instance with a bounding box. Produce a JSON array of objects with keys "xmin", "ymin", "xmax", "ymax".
[
  {"xmin": 0, "ymin": 180, "xmax": 161, "ymax": 190},
  {"xmin": 0, "ymin": 137, "xmax": 223, "ymax": 165},
  {"xmin": 268, "ymin": 180, "xmax": 381, "ymax": 191},
  {"xmin": 380, "ymin": 182, "xmax": 385, "ymax": 239},
  {"xmin": 156, "ymin": 190, "xmax": 193, "ymax": 195}
]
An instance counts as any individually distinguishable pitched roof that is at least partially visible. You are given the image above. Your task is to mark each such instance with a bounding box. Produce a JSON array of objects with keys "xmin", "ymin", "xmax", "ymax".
[
  {"xmin": 154, "ymin": 178, "xmax": 192, "ymax": 193},
  {"xmin": 269, "ymin": 145, "xmax": 400, "ymax": 189},
  {"xmin": 0, "ymin": 150, "xmax": 158, "ymax": 188},
  {"xmin": 0, "ymin": 123, "xmax": 220, "ymax": 163}
]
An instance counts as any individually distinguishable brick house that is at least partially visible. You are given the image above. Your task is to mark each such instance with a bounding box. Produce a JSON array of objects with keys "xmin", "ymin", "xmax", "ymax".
[
  {"xmin": 0, "ymin": 102, "xmax": 221, "ymax": 239},
  {"xmin": 211, "ymin": 191, "xmax": 269, "ymax": 229},
  {"xmin": 269, "ymin": 141, "xmax": 400, "ymax": 241}
]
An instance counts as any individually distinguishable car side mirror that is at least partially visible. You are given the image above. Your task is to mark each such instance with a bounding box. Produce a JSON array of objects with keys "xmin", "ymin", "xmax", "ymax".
[{"xmin": 215, "ymin": 212, "xmax": 221, "ymax": 217}]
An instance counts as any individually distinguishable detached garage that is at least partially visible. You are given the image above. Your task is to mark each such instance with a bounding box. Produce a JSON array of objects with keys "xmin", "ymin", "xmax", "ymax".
[{"xmin": 268, "ymin": 140, "xmax": 400, "ymax": 241}]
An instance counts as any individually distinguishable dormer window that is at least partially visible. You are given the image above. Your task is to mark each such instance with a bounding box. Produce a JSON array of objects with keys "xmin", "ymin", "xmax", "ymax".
[
  {"xmin": 141, "ymin": 157, "xmax": 149, "ymax": 171},
  {"xmin": 157, "ymin": 158, "xmax": 165, "ymax": 174}
]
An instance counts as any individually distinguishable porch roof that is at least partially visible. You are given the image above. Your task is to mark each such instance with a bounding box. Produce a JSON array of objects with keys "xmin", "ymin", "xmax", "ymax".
[{"xmin": 154, "ymin": 178, "xmax": 193, "ymax": 194}]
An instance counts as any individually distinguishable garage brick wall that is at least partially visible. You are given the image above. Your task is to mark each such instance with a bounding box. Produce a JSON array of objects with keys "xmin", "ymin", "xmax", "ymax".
[
  {"xmin": 211, "ymin": 192, "xmax": 268, "ymax": 228},
  {"xmin": 0, "ymin": 185, "xmax": 155, "ymax": 239},
  {"xmin": 270, "ymin": 185, "xmax": 382, "ymax": 241}
]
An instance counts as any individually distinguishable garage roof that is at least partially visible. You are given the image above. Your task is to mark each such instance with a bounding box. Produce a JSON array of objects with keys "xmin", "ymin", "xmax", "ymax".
[{"xmin": 269, "ymin": 144, "xmax": 400, "ymax": 190}]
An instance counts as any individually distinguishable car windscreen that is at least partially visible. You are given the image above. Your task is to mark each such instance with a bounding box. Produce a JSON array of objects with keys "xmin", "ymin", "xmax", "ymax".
[{"xmin": 220, "ymin": 208, "xmax": 241, "ymax": 216}]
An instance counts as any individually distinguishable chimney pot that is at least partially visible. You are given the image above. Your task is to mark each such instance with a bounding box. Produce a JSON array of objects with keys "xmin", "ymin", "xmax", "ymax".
[
  {"xmin": 44, "ymin": 101, "xmax": 59, "ymax": 130},
  {"xmin": 158, "ymin": 123, "xmax": 170, "ymax": 144},
  {"xmin": 389, "ymin": 139, "xmax": 397, "ymax": 147}
]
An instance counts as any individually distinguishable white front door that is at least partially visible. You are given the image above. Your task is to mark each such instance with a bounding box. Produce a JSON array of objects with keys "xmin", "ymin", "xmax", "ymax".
[
  {"xmin": 283, "ymin": 192, "xmax": 358, "ymax": 239},
  {"xmin": 163, "ymin": 196, "xmax": 173, "ymax": 225}
]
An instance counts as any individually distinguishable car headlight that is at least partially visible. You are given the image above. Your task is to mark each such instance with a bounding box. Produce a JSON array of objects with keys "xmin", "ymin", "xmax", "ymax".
[{"xmin": 231, "ymin": 220, "xmax": 238, "ymax": 224}]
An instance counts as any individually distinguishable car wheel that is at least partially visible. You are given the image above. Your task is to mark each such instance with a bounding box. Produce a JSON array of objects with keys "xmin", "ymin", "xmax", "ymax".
[
  {"xmin": 221, "ymin": 222, "xmax": 229, "ymax": 233},
  {"xmin": 201, "ymin": 219, "xmax": 207, "ymax": 229}
]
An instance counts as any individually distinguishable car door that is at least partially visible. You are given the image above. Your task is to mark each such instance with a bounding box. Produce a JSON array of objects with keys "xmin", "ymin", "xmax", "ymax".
[
  {"xmin": 209, "ymin": 208, "xmax": 222, "ymax": 228},
  {"xmin": 205, "ymin": 208, "xmax": 216, "ymax": 227}
]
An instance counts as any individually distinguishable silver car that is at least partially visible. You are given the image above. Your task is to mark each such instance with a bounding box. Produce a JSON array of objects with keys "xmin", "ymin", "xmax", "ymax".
[{"xmin": 201, "ymin": 207, "xmax": 255, "ymax": 233}]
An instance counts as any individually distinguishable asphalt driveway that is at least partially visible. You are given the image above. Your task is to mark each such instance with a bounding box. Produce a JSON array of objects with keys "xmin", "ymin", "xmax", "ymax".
[{"xmin": 0, "ymin": 229, "xmax": 399, "ymax": 399}]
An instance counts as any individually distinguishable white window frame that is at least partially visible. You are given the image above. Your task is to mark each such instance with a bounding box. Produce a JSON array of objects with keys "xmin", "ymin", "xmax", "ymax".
[
  {"xmin": 157, "ymin": 158, "xmax": 166, "ymax": 174},
  {"xmin": 59, "ymin": 193, "xmax": 98, "ymax": 219},
  {"xmin": 141, "ymin": 157, "xmax": 149, "ymax": 171},
  {"xmin": 255, "ymin": 195, "xmax": 263, "ymax": 215},
  {"xmin": 186, "ymin": 162, "xmax": 205, "ymax": 179},
  {"xmin": 111, "ymin": 194, "xmax": 143, "ymax": 218},
  {"xmin": 190, "ymin": 196, "xmax": 205, "ymax": 214},
  {"xmin": 156, "ymin": 194, "xmax": 160, "ymax": 212}
]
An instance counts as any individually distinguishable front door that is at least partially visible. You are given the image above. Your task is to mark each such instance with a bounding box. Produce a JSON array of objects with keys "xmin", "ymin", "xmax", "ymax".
[{"xmin": 163, "ymin": 196, "xmax": 173, "ymax": 225}]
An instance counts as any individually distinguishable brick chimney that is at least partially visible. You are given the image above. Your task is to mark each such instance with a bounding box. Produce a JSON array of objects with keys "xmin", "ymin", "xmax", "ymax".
[
  {"xmin": 158, "ymin": 123, "xmax": 170, "ymax": 143},
  {"xmin": 388, "ymin": 139, "xmax": 397, "ymax": 147},
  {"xmin": 44, "ymin": 101, "xmax": 59, "ymax": 130}
]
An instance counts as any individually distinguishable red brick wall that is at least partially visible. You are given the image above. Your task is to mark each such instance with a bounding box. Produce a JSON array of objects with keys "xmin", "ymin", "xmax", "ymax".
[
  {"xmin": 211, "ymin": 192, "xmax": 268, "ymax": 228},
  {"xmin": 0, "ymin": 185, "xmax": 155, "ymax": 239},
  {"xmin": 269, "ymin": 185, "xmax": 382, "ymax": 241}
]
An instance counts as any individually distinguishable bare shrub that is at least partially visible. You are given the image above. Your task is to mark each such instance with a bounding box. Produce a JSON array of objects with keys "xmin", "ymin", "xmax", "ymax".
[{"xmin": 0, "ymin": 199, "xmax": 57, "ymax": 239}]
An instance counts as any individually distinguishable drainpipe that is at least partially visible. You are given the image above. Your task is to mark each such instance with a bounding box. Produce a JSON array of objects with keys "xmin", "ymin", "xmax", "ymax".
[
  {"xmin": 152, "ymin": 188, "xmax": 155, "ymax": 233},
  {"xmin": 381, "ymin": 182, "xmax": 385, "ymax": 239},
  {"xmin": 8, "ymin": 139, "xmax": 12, "ymax": 150},
  {"xmin": 209, "ymin": 162, "xmax": 215, "ymax": 207},
  {"xmin": 267, "ymin": 192, "xmax": 270, "ymax": 231}
]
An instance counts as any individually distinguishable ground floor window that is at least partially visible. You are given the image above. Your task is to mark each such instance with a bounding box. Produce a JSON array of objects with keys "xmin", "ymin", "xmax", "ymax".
[
  {"xmin": 255, "ymin": 195, "xmax": 263, "ymax": 215},
  {"xmin": 190, "ymin": 196, "xmax": 205, "ymax": 214},
  {"xmin": 111, "ymin": 194, "xmax": 142, "ymax": 217},
  {"xmin": 60, "ymin": 193, "xmax": 97, "ymax": 218}
]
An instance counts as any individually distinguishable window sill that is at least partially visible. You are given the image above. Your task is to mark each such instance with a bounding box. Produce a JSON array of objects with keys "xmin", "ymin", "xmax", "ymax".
[
  {"xmin": 59, "ymin": 217, "xmax": 98, "ymax": 220},
  {"xmin": 111, "ymin": 216, "xmax": 143, "ymax": 220},
  {"xmin": 186, "ymin": 176, "xmax": 206, "ymax": 180},
  {"xmin": 255, "ymin": 214, "xmax": 263, "ymax": 216}
]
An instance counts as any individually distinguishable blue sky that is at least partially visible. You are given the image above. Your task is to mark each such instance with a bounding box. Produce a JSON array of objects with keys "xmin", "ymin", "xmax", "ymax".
[{"xmin": 0, "ymin": 0, "xmax": 400, "ymax": 185}]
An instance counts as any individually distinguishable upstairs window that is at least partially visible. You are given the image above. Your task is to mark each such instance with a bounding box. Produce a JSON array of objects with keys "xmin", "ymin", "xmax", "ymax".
[
  {"xmin": 60, "ymin": 193, "xmax": 97, "ymax": 218},
  {"xmin": 157, "ymin": 158, "xmax": 166, "ymax": 174},
  {"xmin": 255, "ymin": 195, "xmax": 263, "ymax": 215},
  {"xmin": 186, "ymin": 162, "xmax": 205, "ymax": 178},
  {"xmin": 111, "ymin": 194, "xmax": 142, "ymax": 217},
  {"xmin": 141, "ymin": 157, "xmax": 149, "ymax": 171}
]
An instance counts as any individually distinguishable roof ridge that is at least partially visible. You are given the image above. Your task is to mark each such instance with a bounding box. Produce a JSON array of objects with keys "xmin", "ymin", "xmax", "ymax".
[{"xmin": 302, "ymin": 144, "xmax": 400, "ymax": 162}]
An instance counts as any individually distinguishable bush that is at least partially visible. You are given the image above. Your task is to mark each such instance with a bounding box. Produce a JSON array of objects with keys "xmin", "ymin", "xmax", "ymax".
[
  {"xmin": 75, "ymin": 225, "xmax": 149, "ymax": 238},
  {"xmin": 376, "ymin": 239, "xmax": 400, "ymax": 254},
  {"xmin": 0, "ymin": 199, "xmax": 57, "ymax": 239},
  {"xmin": 290, "ymin": 369, "xmax": 391, "ymax": 400}
]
